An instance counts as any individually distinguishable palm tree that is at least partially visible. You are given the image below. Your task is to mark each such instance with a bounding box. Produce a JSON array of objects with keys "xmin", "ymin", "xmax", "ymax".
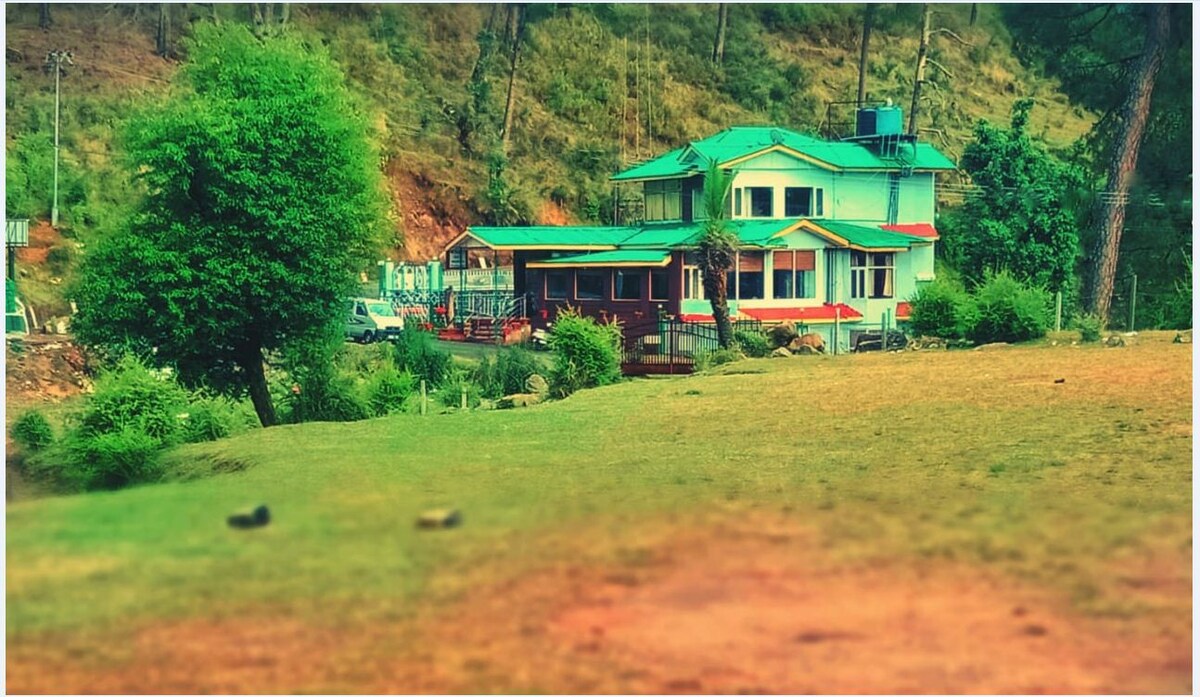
[{"xmin": 697, "ymin": 161, "xmax": 737, "ymax": 348}]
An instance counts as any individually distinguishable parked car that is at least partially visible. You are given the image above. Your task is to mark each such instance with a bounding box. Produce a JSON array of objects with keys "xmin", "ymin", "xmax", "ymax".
[{"xmin": 345, "ymin": 298, "xmax": 404, "ymax": 343}]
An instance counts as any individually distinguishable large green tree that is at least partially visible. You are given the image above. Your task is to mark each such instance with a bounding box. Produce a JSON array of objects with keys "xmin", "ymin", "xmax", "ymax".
[
  {"xmin": 941, "ymin": 99, "xmax": 1086, "ymax": 298},
  {"xmin": 72, "ymin": 24, "xmax": 392, "ymax": 427},
  {"xmin": 697, "ymin": 161, "xmax": 737, "ymax": 348}
]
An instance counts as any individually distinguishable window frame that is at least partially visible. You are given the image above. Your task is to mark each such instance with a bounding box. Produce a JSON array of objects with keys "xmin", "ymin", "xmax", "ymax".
[
  {"xmin": 650, "ymin": 268, "xmax": 670, "ymax": 301},
  {"xmin": 748, "ymin": 187, "xmax": 773, "ymax": 218},
  {"xmin": 575, "ymin": 270, "xmax": 605, "ymax": 301},
  {"xmin": 850, "ymin": 250, "xmax": 894, "ymax": 299},
  {"xmin": 644, "ymin": 178, "xmax": 683, "ymax": 222},
  {"xmin": 783, "ymin": 187, "xmax": 826, "ymax": 218},
  {"xmin": 612, "ymin": 269, "xmax": 643, "ymax": 302},
  {"xmin": 545, "ymin": 270, "xmax": 568, "ymax": 300}
]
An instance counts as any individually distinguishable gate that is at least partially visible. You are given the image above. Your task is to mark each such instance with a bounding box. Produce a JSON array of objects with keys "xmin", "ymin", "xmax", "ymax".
[{"xmin": 620, "ymin": 318, "xmax": 762, "ymax": 375}]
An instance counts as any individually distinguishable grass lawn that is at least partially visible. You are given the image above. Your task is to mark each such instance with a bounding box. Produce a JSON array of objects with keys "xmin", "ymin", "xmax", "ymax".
[{"xmin": 6, "ymin": 335, "xmax": 1192, "ymax": 693}]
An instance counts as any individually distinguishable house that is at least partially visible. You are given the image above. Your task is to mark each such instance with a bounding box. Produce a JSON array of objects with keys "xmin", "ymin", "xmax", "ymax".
[{"xmin": 442, "ymin": 106, "xmax": 956, "ymax": 361}]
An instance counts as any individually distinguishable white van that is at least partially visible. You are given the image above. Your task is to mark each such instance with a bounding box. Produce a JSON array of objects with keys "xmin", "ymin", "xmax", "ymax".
[{"xmin": 345, "ymin": 298, "xmax": 404, "ymax": 343}]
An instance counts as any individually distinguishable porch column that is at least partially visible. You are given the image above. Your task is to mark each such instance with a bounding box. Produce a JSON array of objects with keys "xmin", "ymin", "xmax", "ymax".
[{"xmin": 763, "ymin": 249, "xmax": 774, "ymax": 300}]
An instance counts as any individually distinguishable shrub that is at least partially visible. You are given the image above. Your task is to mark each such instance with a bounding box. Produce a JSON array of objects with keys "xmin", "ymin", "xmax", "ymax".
[
  {"xmin": 437, "ymin": 368, "xmax": 483, "ymax": 409},
  {"xmin": 909, "ymin": 277, "xmax": 974, "ymax": 339},
  {"xmin": 365, "ymin": 365, "xmax": 416, "ymax": 416},
  {"xmin": 548, "ymin": 308, "xmax": 622, "ymax": 397},
  {"xmin": 80, "ymin": 355, "xmax": 189, "ymax": 444},
  {"xmin": 394, "ymin": 327, "xmax": 452, "ymax": 388},
  {"xmin": 180, "ymin": 394, "xmax": 252, "ymax": 444},
  {"xmin": 46, "ymin": 244, "xmax": 74, "ymax": 276},
  {"xmin": 733, "ymin": 330, "xmax": 771, "ymax": 357},
  {"xmin": 476, "ymin": 346, "xmax": 541, "ymax": 398},
  {"xmin": 694, "ymin": 346, "xmax": 745, "ymax": 372},
  {"xmin": 283, "ymin": 364, "xmax": 371, "ymax": 423},
  {"xmin": 968, "ymin": 272, "xmax": 1051, "ymax": 344},
  {"xmin": 11, "ymin": 410, "xmax": 54, "ymax": 452},
  {"xmin": 61, "ymin": 428, "xmax": 164, "ymax": 490},
  {"xmin": 1072, "ymin": 313, "xmax": 1104, "ymax": 343}
]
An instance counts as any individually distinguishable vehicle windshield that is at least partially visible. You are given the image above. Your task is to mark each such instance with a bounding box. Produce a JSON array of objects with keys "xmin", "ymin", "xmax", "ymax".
[{"xmin": 367, "ymin": 302, "xmax": 394, "ymax": 316}]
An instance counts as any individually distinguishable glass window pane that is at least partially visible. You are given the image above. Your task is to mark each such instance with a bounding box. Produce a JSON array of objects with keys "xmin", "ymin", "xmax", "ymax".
[
  {"xmin": 733, "ymin": 188, "xmax": 742, "ymax": 216},
  {"xmin": 726, "ymin": 270, "xmax": 737, "ymax": 299},
  {"xmin": 577, "ymin": 271, "xmax": 604, "ymax": 300},
  {"xmin": 614, "ymin": 270, "xmax": 642, "ymax": 300},
  {"xmin": 851, "ymin": 250, "xmax": 867, "ymax": 268},
  {"xmin": 784, "ymin": 187, "xmax": 811, "ymax": 217},
  {"xmin": 749, "ymin": 187, "xmax": 773, "ymax": 217},
  {"xmin": 546, "ymin": 271, "xmax": 567, "ymax": 299},
  {"xmin": 650, "ymin": 269, "xmax": 669, "ymax": 300},
  {"xmin": 664, "ymin": 188, "xmax": 681, "ymax": 220},
  {"xmin": 739, "ymin": 272, "xmax": 764, "ymax": 299},
  {"xmin": 773, "ymin": 270, "xmax": 794, "ymax": 299},
  {"xmin": 815, "ymin": 188, "xmax": 824, "ymax": 216}
]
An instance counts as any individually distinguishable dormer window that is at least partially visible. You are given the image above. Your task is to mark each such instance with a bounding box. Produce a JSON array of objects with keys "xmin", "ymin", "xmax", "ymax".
[{"xmin": 644, "ymin": 179, "xmax": 682, "ymax": 221}]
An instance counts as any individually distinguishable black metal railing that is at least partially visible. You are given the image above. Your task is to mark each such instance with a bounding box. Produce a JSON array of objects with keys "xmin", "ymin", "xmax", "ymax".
[{"xmin": 620, "ymin": 318, "xmax": 763, "ymax": 374}]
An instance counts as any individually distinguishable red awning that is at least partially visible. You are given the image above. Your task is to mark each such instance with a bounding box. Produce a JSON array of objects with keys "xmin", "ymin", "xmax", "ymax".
[
  {"xmin": 880, "ymin": 223, "xmax": 939, "ymax": 239},
  {"xmin": 895, "ymin": 301, "xmax": 912, "ymax": 320},
  {"xmin": 679, "ymin": 313, "xmax": 715, "ymax": 322},
  {"xmin": 739, "ymin": 304, "xmax": 863, "ymax": 323}
]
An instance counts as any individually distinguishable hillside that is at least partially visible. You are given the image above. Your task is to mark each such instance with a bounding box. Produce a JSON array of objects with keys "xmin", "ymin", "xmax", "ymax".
[{"xmin": 4, "ymin": 3, "xmax": 1097, "ymax": 318}]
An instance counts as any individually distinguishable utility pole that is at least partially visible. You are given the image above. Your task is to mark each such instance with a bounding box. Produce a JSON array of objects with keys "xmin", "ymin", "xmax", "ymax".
[{"xmin": 44, "ymin": 49, "xmax": 73, "ymax": 228}]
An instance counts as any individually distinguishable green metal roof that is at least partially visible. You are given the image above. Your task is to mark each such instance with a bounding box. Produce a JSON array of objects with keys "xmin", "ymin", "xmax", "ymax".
[
  {"xmin": 528, "ymin": 249, "xmax": 672, "ymax": 267},
  {"xmin": 611, "ymin": 126, "xmax": 956, "ymax": 181},
  {"xmin": 461, "ymin": 226, "xmax": 637, "ymax": 248},
  {"xmin": 810, "ymin": 221, "xmax": 926, "ymax": 249}
]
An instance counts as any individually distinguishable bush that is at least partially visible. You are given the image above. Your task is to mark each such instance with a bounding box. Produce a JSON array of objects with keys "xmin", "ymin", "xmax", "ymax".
[
  {"xmin": 437, "ymin": 368, "xmax": 483, "ymax": 409},
  {"xmin": 46, "ymin": 244, "xmax": 74, "ymax": 276},
  {"xmin": 284, "ymin": 364, "xmax": 371, "ymax": 423},
  {"xmin": 180, "ymin": 394, "xmax": 252, "ymax": 444},
  {"xmin": 476, "ymin": 346, "xmax": 541, "ymax": 398},
  {"xmin": 548, "ymin": 308, "xmax": 622, "ymax": 397},
  {"xmin": 80, "ymin": 356, "xmax": 189, "ymax": 444},
  {"xmin": 61, "ymin": 428, "xmax": 164, "ymax": 490},
  {"xmin": 11, "ymin": 410, "xmax": 54, "ymax": 452},
  {"xmin": 365, "ymin": 365, "xmax": 416, "ymax": 416},
  {"xmin": 968, "ymin": 272, "xmax": 1051, "ymax": 344},
  {"xmin": 1072, "ymin": 313, "xmax": 1104, "ymax": 343},
  {"xmin": 394, "ymin": 327, "xmax": 452, "ymax": 388},
  {"xmin": 694, "ymin": 346, "xmax": 745, "ymax": 372},
  {"xmin": 909, "ymin": 277, "xmax": 974, "ymax": 339},
  {"xmin": 733, "ymin": 330, "xmax": 771, "ymax": 357}
]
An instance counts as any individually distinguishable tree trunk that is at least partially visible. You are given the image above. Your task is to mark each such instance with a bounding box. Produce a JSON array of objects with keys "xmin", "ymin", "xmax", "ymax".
[
  {"xmin": 1086, "ymin": 4, "xmax": 1170, "ymax": 322},
  {"xmin": 857, "ymin": 3, "xmax": 877, "ymax": 105},
  {"xmin": 500, "ymin": 4, "xmax": 524, "ymax": 153},
  {"xmin": 908, "ymin": 3, "xmax": 932, "ymax": 135},
  {"xmin": 156, "ymin": 3, "xmax": 170, "ymax": 57},
  {"xmin": 238, "ymin": 344, "xmax": 278, "ymax": 427},
  {"xmin": 702, "ymin": 265, "xmax": 734, "ymax": 349},
  {"xmin": 38, "ymin": 3, "xmax": 51, "ymax": 29},
  {"xmin": 970, "ymin": 3, "xmax": 978, "ymax": 26},
  {"xmin": 712, "ymin": 3, "xmax": 728, "ymax": 65}
]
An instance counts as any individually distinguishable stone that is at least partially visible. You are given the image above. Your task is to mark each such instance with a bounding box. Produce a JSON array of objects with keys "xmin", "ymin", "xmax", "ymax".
[
  {"xmin": 770, "ymin": 347, "xmax": 793, "ymax": 358},
  {"xmin": 973, "ymin": 342, "xmax": 1010, "ymax": 351},
  {"xmin": 1174, "ymin": 330, "xmax": 1192, "ymax": 344},
  {"xmin": 524, "ymin": 373, "xmax": 549, "ymax": 395},
  {"xmin": 227, "ymin": 504, "xmax": 270, "ymax": 529},
  {"xmin": 768, "ymin": 321, "xmax": 798, "ymax": 348},
  {"xmin": 787, "ymin": 332, "xmax": 826, "ymax": 354},
  {"xmin": 477, "ymin": 399, "xmax": 496, "ymax": 411},
  {"xmin": 795, "ymin": 344, "xmax": 818, "ymax": 355},
  {"xmin": 417, "ymin": 508, "xmax": 462, "ymax": 529},
  {"xmin": 497, "ymin": 392, "xmax": 543, "ymax": 409},
  {"xmin": 1104, "ymin": 334, "xmax": 1125, "ymax": 348}
]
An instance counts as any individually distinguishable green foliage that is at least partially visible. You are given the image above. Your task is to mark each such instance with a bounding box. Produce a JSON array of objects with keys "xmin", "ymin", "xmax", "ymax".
[
  {"xmin": 283, "ymin": 363, "xmax": 371, "ymax": 424},
  {"xmin": 79, "ymin": 356, "xmax": 189, "ymax": 444},
  {"xmin": 46, "ymin": 245, "xmax": 74, "ymax": 277},
  {"xmin": 941, "ymin": 99, "xmax": 1087, "ymax": 296},
  {"xmin": 548, "ymin": 307, "xmax": 622, "ymax": 397},
  {"xmin": 909, "ymin": 277, "xmax": 975, "ymax": 339},
  {"xmin": 365, "ymin": 364, "xmax": 416, "ymax": 417},
  {"xmin": 475, "ymin": 346, "xmax": 541, "ymax": 399},
  {"xmin": 694, "ymin": 347, "xmax": 745, "ymax": 372},
  {"xmin": 70, "ymin": 23, "xmax": 393, "ymax": 425},
  {"xmin": 11, "ymin": 410, "xmax": 54, "ymax": 452},
  {"xmin": 1072, "ymin": 313, "xmax": 1104, "ymax": 343},
  {"xmin": 698, "ymin": 162, "xmax": 738, "ymax": 348},
  {"xmin": 180, "ymin": 394, "xmax": 254, "ymax": 444},
  {"xmin": 394, "ymin": 327, "xmax": 452, "ymax": 388},
  {"xmin": 733, "ymin": 330, "xmax": 771, "ymax": 358},
  {"xmin": 57, "ymin": 428, "xmax": 165, "ymax": 491},
  {"xmin": 968, "ymin": 272, "xmax": 1051, "ymax": 344},
  {"xmin": 437, "ymin": 368, "xmax": 483, "ymax": 409}
]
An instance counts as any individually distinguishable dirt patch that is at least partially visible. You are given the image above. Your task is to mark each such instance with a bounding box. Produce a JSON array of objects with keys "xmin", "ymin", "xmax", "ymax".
[
  {"xmin": 5, "ymin": 336, "xmax": 92, "ymax": 406},
  {"xmin": 387, "ymin": 163, "xmax": 473, "ymax": 263},
  {"xmin": 9, "ymin": 520, "xmax": 1188, "ymax": 694}
]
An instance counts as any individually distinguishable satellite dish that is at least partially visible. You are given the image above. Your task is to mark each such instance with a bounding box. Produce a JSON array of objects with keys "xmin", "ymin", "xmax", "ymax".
[{"xmin": 770, "ymin": 129, "xmax": 785, "ymax": 145}]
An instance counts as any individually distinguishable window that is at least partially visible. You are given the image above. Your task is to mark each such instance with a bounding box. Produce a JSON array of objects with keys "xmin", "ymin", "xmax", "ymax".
[
  {"xmin": 772, "ymin": 250, "xmax": 817, "ymax": 299},
  {"xmin": 683, "ymin": 265, "xmax": 704, "ymax": 300},
  {"xmin": 644, "ymin": 179, "xmax": 682, "ymax": 221},
  {"xmin": 613, "ymin": 270, "xmax": 642, "ymax": 301},
  {"xmin": 748, "ymin": 187, "xmax": 773, "ymax": 217},
  {"xmin": 545, "ymin": 271, "xmax": 567, "ymax": 300},
  {"xmin": 733, "ymin": 187, "xmax": 743, "ymax": 216},
  {"xmin": 576, "ymin": 270, "xmax": 604, "ymax": 300},
  {"xmin": 850, "ymin": 251, "xmax": 894, "ymax": 299},
  {"xmin": 784, "ymin": 187, "xmax": 825, "ymax": 217},
  {"xmin": 650, "ymin": 269, "xmax": 670, "ymax": 301},
  {"xmin": 737, "ymin": 252, "xmax": 764, "ymax": 299}
]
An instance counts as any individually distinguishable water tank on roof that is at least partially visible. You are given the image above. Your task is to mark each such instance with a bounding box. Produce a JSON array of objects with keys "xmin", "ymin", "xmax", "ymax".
[
  {"xmin": 875, "ymin": 106, "xmax": 903, "ymax": 136},
  {"xmin": 855, "ymin": 108, "xmax": 878, "ymax": 137}
]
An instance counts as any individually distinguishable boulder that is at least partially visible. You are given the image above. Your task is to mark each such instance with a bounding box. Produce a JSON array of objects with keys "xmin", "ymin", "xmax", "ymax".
[
  {"xmin": 768, "ymin": 321, "xmax": 798, "ymax": 348},
  {"xmin": 227, "ymin": 504, "xmax": 270, "ymax": 529},
  {"xmin": 524, "ymin": 373, "xmax": 549, "ymax": 395},
  {"xmin": 974, "ymin": 342, "xmax": 1010, "ymax": 351},
  {"xmin": 788, "ymin": 332, "xmax": 826, "ymax": 354},
  {"xmin": 1174, "ymin": 330, "xmax": 1192, "ymax": 344},
  {"xmin": 1104, "ymin": 334, "xmax": 1128, "ymax": 348},
  {"xmin": 794, "ymin": 344, "xmax": 818, "ymax": 355},
  {"xmin": 770, "ymin": 347, "xmax": 793, "ymax": 358},
  {"xmin": 416, "ymin": 508, "xmax": 462, "ymax": 529}
]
